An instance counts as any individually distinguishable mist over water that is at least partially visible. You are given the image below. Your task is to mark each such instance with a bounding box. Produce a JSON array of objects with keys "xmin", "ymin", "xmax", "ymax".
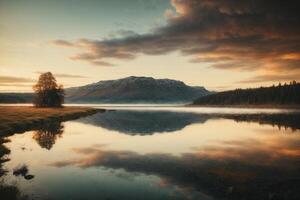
[{"xmin": 1, "ymin": 106, "xmax": 300, "ymax": 200}]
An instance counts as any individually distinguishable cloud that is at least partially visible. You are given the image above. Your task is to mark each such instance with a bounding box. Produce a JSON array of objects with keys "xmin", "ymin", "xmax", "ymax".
[
  {"xmin": 54, "ymin": 73, "xmax": 88, "ymax": 78},
  {"xmin": 0, "ymin": 76, "xmax": 34, "ymax": 83},
  {"xmin": 35, "ymin": 71, "xmax": 88, "ymax": 78},
  {"xmin": 52, "ymin": 0, "xmax": 300, "ymax": 82},
  {"xmin": 0, "ymin": 83, "xmax": 33, "ymax": 87},
  {"xmin": 238, "ymin": 73, "xmax": 300, "ymax": 84},
  {"xmin": 51, "ymin": 40, "xmax": 74, "ymax": 47}
]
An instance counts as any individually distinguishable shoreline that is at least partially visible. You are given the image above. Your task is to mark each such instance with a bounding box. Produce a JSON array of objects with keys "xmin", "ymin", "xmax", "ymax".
[
  {"xmin": 0, "ymin": 106, "xmax": 105, "ymax": 137},
  {"xmin": 186, "ymin": 104, "xmax": 300, "ymax": 109},
  {"xmin": 1, "ymin": 103, "xmax": 300, "ymax": 110},
  {"xmin": 2, "ymin": 103, "xmax": 300, "ymax": 109}
]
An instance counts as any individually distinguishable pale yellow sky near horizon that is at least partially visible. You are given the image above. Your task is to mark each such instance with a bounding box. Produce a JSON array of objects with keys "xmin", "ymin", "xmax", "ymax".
[{"xmin": 0, "ymin": 47, "xmax": 259, "ymax": 92}]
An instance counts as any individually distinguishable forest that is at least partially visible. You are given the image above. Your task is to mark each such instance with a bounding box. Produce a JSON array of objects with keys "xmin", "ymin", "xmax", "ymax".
[{"xmin": 193, "ymin": 81, "xmax": 300, "ymax": 106}]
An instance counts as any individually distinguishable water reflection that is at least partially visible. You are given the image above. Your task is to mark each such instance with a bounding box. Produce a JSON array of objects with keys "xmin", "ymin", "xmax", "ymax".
[
  {"xmin": 13, "ymin": 165, "xmax": 34, "ymax": 180},
  {"xmin": 77, "ymin": 110, "xmax": 207, "ymax": 134},
  {"xmin": 78, "ymin": 110, "xmax": 300, "ymax": 134},
  {"xmin": 223, "ymin": 113, "xmax": 300, "ymax": 131},
  {"xmin": 52, "ymin": 134, "xmax": 300, "ymax": 200},
  {"xmin": 0, "ymin": 184, "xmax": 25, "ymax": 200},
  {"xmin": 32, "ymin": 121, "xmax": 64, "ymax": 150},
  {"xmin": 0, "ymin": 138, "xmax": 28, "ymax": 200},
  {"xmin": 2, "ymin": 108, "xmax": 300, "ymax": 200},
  {"xmin": 0, "ymin": 121, "xmax": 63, "ymax": 199},
  {"xmin": 0, "ymin": 138, "xmax": 10, "ymax": 177}
]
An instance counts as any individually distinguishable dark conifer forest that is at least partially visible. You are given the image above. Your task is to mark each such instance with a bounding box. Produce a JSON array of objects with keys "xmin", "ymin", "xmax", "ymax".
[{"xmin": 193, "ymin": 81, "xmax": 300, "ymax": 106}]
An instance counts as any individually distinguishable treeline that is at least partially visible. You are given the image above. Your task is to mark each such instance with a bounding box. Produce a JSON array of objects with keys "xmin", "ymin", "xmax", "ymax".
[
  {"xmin": 193, "ymin": 81, "xmax": 300, "ymax": 106},
  {"xmin": 0, "ymin": 93, "xmax": 33, "ymax": 103}
]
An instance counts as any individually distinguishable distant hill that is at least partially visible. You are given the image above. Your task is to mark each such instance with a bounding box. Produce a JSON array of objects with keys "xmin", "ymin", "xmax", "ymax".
[
  {"xmin": 0, "ymin": 93, "xmax": 33, "ymax": 103},
  {"xmin": 193, "ymin": 81, "xmax": 300, "ymax": 106},
  {"xmin": 65, "ymin": 76, "xmax": 210, "ymax": 103},
  {"xmin": 0, "ymin": 76, "xmax": 210, "ymax": 104}
]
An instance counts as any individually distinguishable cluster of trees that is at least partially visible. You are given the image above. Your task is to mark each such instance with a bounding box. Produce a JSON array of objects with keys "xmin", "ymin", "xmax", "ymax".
[
  {"xmin": 33, "ymin": 72, "xmax": 64, "ymax": 107},
  {"xmin": 193, "ymin": 81, "xmax": 300, "ymax": 105}
]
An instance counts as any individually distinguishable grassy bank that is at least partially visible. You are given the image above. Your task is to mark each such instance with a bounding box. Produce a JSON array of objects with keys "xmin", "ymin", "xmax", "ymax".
[{"xmin": 0, "ymin": 106, "xmax": 103, "ymax": 136}]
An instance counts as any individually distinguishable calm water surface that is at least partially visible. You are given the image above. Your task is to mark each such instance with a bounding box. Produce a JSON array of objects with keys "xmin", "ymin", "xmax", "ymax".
[{"xmin": 1, "ymin": 106, "xmax": 300, "ymax": 200}]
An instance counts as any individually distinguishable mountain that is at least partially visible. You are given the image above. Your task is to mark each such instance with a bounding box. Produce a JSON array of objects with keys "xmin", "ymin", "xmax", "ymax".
[
  {"xmin": 193, "ymin": 81, "xmax": 300, "ymax": 106},
  {"xmin": 0, "ymin": 76, "xmax": 210, "ymax": 104},
  {"xmin": 66, "ymin": 76, "xmax": 210, "ymax": 103}
]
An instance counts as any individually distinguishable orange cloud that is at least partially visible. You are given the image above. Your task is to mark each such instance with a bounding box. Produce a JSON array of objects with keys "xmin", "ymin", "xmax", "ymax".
[{"xmin": 53, "ymin": 0, "xmax": 300, "ymax": 82}]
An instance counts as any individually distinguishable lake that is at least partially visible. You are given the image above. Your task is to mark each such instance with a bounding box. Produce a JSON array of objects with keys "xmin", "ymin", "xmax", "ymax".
[{"xmin": 1, "ymin": 105, "xmax": 300, "ymax": 200}]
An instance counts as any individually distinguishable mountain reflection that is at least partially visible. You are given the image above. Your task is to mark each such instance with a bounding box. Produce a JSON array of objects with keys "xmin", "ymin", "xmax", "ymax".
[
  {"xmin": 77, "ymin": 110, "xmax": 208, "ymax": 135},
  {"xmin": 32, "ymin": 121, "xmax": 64, "ymax": 150},
  {"xmin": 77, "ymin": 110, "xmax": 300, "ymax": 135},
  {"xmin": 52, "ymin": 134, "xmax": 300, "ymax": 200}
]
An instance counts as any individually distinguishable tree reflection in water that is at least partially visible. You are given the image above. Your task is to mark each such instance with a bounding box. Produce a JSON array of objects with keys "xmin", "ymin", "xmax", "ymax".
[
  {"xmin": 0, "ymin": 138, "xmax": 26, "ymax": 200},
  {"xmin": 32, "ymin": 120, "xmax": 64, "ymax": 150},
  {"xmin": 0, "ymin": 137, "xmax": 10, "ymax": 177},
  {"xmin": 0, "ymin": 120, "xmax": 64, "ymax": 199}
]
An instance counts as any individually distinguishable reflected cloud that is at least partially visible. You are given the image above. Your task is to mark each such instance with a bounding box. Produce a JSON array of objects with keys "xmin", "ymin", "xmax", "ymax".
[
  {"xmin": 77, "ymin": 110, "xmax": 300, "ymax": 135},
  {"xmin": 51, "ymin": 134, "xmax": 300, "ymax": 200},
  {"xmin": 32, "ymin": 121, "xmax": 64, "ymax": 150}
]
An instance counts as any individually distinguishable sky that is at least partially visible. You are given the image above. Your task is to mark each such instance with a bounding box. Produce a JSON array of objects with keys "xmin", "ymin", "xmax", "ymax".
[{"xmin": 0, "ymin": 0, "xmax": 299, "ymax": 92}]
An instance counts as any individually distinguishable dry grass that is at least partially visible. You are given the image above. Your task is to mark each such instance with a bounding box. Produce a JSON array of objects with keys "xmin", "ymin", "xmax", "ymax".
[{"xmin": 0, "ymin": 106, "xmax": 100, "ymax": 136}]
